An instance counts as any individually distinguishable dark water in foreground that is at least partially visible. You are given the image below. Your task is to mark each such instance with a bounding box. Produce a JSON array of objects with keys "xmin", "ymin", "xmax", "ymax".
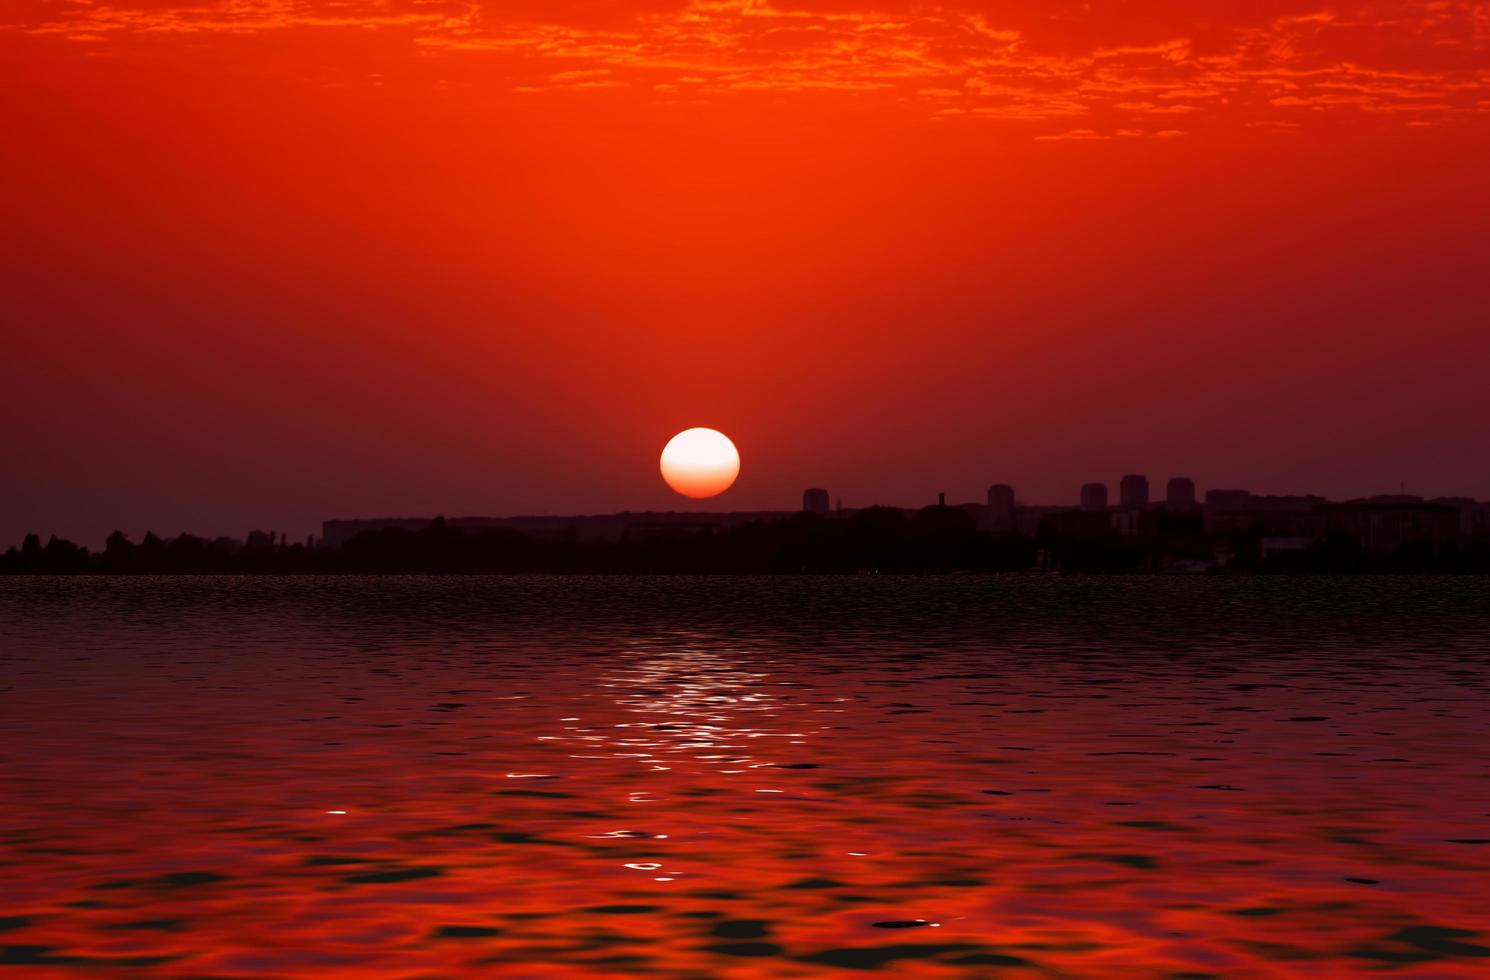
[{"xmin": 2, "ymin": 577, "xmax": 1489, "ymax": 978}]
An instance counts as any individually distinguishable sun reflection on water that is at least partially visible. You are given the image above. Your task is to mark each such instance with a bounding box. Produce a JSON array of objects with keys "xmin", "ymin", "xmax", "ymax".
[{"xmin": 541, "ymin": 639, "xmax": 819, "ymax": 780}]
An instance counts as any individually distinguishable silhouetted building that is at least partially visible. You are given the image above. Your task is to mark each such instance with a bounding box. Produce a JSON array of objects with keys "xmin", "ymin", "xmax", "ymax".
[
  {"xmin": 803, "ymin": 488, "xmax": 830, "ymax": 515},
  {"xmin": 1080, "ymin": 483, "xmax": 1109, "ymax": 511},
  {"xmin": 1204, "ymin": 492, "xmax": 1329, "ymax": 545},
  {"xmin": 1015, "ymin": 505, "xmax": 1062, "ymax": 537},
  {"xmin": 1204, "ymin": 497, "xmax": 1326, "ymax": 538},
  {"xmin": 1318, "ymin": 502, "xmax": 1459, "ymax": 556},
  {"xmin": 1434, "ymin": 497, "xmax": 1490, "ymax": 537},
  {"xmin": 987, "ymin": 484, "xmax": 1016, "ymax": 532},
  {"xmin": 1043, "ymin": 509, "xmax": 1116, "ymax": 539},
  {"xmin": 1204, "ymin": 490, "xmax": 1326, "ymax": 513},
  {"xmin": 1205, "ymin": 488, "xmax": 1254, "ymax": 510},
  {"xmin": 1166, "ymin": 477, "xmax": 1197, "ymax": 508},
  {"xmin": 1120, "ymin": 474, "xmax": 1149, "ymax": 510}
]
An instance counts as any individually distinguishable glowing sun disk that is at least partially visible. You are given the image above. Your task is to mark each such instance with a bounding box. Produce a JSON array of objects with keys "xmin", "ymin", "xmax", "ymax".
[{"xmin": 660, "ymin": 428, "xmax": 740, "ymax": 499}]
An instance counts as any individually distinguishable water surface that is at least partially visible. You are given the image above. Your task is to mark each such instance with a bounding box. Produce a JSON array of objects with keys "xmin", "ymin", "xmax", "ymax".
[{"xmin": 2, "ymin": 577, "xmax": 1488, "ymax": 976}]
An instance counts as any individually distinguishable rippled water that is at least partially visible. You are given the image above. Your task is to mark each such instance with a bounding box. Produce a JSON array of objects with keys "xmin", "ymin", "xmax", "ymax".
[{"xmin": 2, "ymin": 576, "xmax": 1489, "ymax": 977}]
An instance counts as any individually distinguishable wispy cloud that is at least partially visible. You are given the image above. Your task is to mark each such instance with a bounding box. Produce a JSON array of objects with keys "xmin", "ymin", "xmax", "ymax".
[{"xmin": 4, "ymin": 0, "xmax": 1486, "ymax": 132}]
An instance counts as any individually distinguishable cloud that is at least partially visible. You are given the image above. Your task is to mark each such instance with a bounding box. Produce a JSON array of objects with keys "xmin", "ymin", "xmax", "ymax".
[
  {"xmin": 4, "ymin": 0, "xmax": 1486, "ymax": 134},
  {"xmin": 1034, "ymin": 128, "xmax": 1104, "ymax": 140}
]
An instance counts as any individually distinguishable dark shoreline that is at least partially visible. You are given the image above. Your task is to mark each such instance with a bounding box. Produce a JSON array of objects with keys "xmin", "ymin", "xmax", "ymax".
[{"xmin": 8, "ymin": 507, "xmax": 1490, "ymax": 576}]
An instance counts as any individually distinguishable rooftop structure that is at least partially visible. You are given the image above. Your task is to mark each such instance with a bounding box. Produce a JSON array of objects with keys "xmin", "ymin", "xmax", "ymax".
[
  {"xmin": 1080, "ymin": 483, "xmax": 1109, "ymax": 512},
  {"xmin": 1166, "ymin": 477, "xmax": 1197, "ymax": 508},
  {"xmin": 803, "ymin": 488, "xmax": 830, "ymax": 515},
  {"xmin": 1120, "ymin": 474, "xmax": 1149, "ymax": 510},
  {"xmin": 987, "ymin": 484, "xmax": 1016, "ymax": 532}
]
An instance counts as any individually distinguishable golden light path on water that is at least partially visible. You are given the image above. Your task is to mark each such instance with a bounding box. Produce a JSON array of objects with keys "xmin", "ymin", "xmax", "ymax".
[{"xmin": 536, "ymin": 637, "xmax": 844, "ymax": 885}]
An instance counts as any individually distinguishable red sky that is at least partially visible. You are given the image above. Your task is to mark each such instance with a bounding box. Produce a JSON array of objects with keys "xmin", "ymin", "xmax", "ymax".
[{"xmin": 3, "ymin": 0, "xmax": 1489, "ymax": 546}]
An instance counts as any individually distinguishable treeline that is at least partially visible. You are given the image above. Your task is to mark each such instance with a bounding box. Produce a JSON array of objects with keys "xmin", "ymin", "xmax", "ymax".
[
  {"xmin": 4, "ymin": 508, "xmax": 1490, "ymax": 575},
  {"xmin": 1, "ymin": 530, "xmax": 312, "ymax": 575},
  {"xmin": 0, "ymin": 510, "xmax": 1030, "ymax": 575}
]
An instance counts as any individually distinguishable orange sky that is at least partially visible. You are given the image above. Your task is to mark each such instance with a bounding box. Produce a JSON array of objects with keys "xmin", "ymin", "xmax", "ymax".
[{"xmin": 3, "ymin": 1, "xmax": 1489, "ymax": 545}]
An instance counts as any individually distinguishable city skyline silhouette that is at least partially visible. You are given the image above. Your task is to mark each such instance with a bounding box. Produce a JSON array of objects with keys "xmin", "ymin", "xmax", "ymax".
[{"xmin": 8, "ymin": 472, "xmax": 1488, "ymax": 575}]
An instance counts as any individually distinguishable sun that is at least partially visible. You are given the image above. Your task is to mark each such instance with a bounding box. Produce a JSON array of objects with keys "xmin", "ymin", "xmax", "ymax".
[{"xmin": 660, "ymin": 428, "xmax": 740, "ymax": 499}]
